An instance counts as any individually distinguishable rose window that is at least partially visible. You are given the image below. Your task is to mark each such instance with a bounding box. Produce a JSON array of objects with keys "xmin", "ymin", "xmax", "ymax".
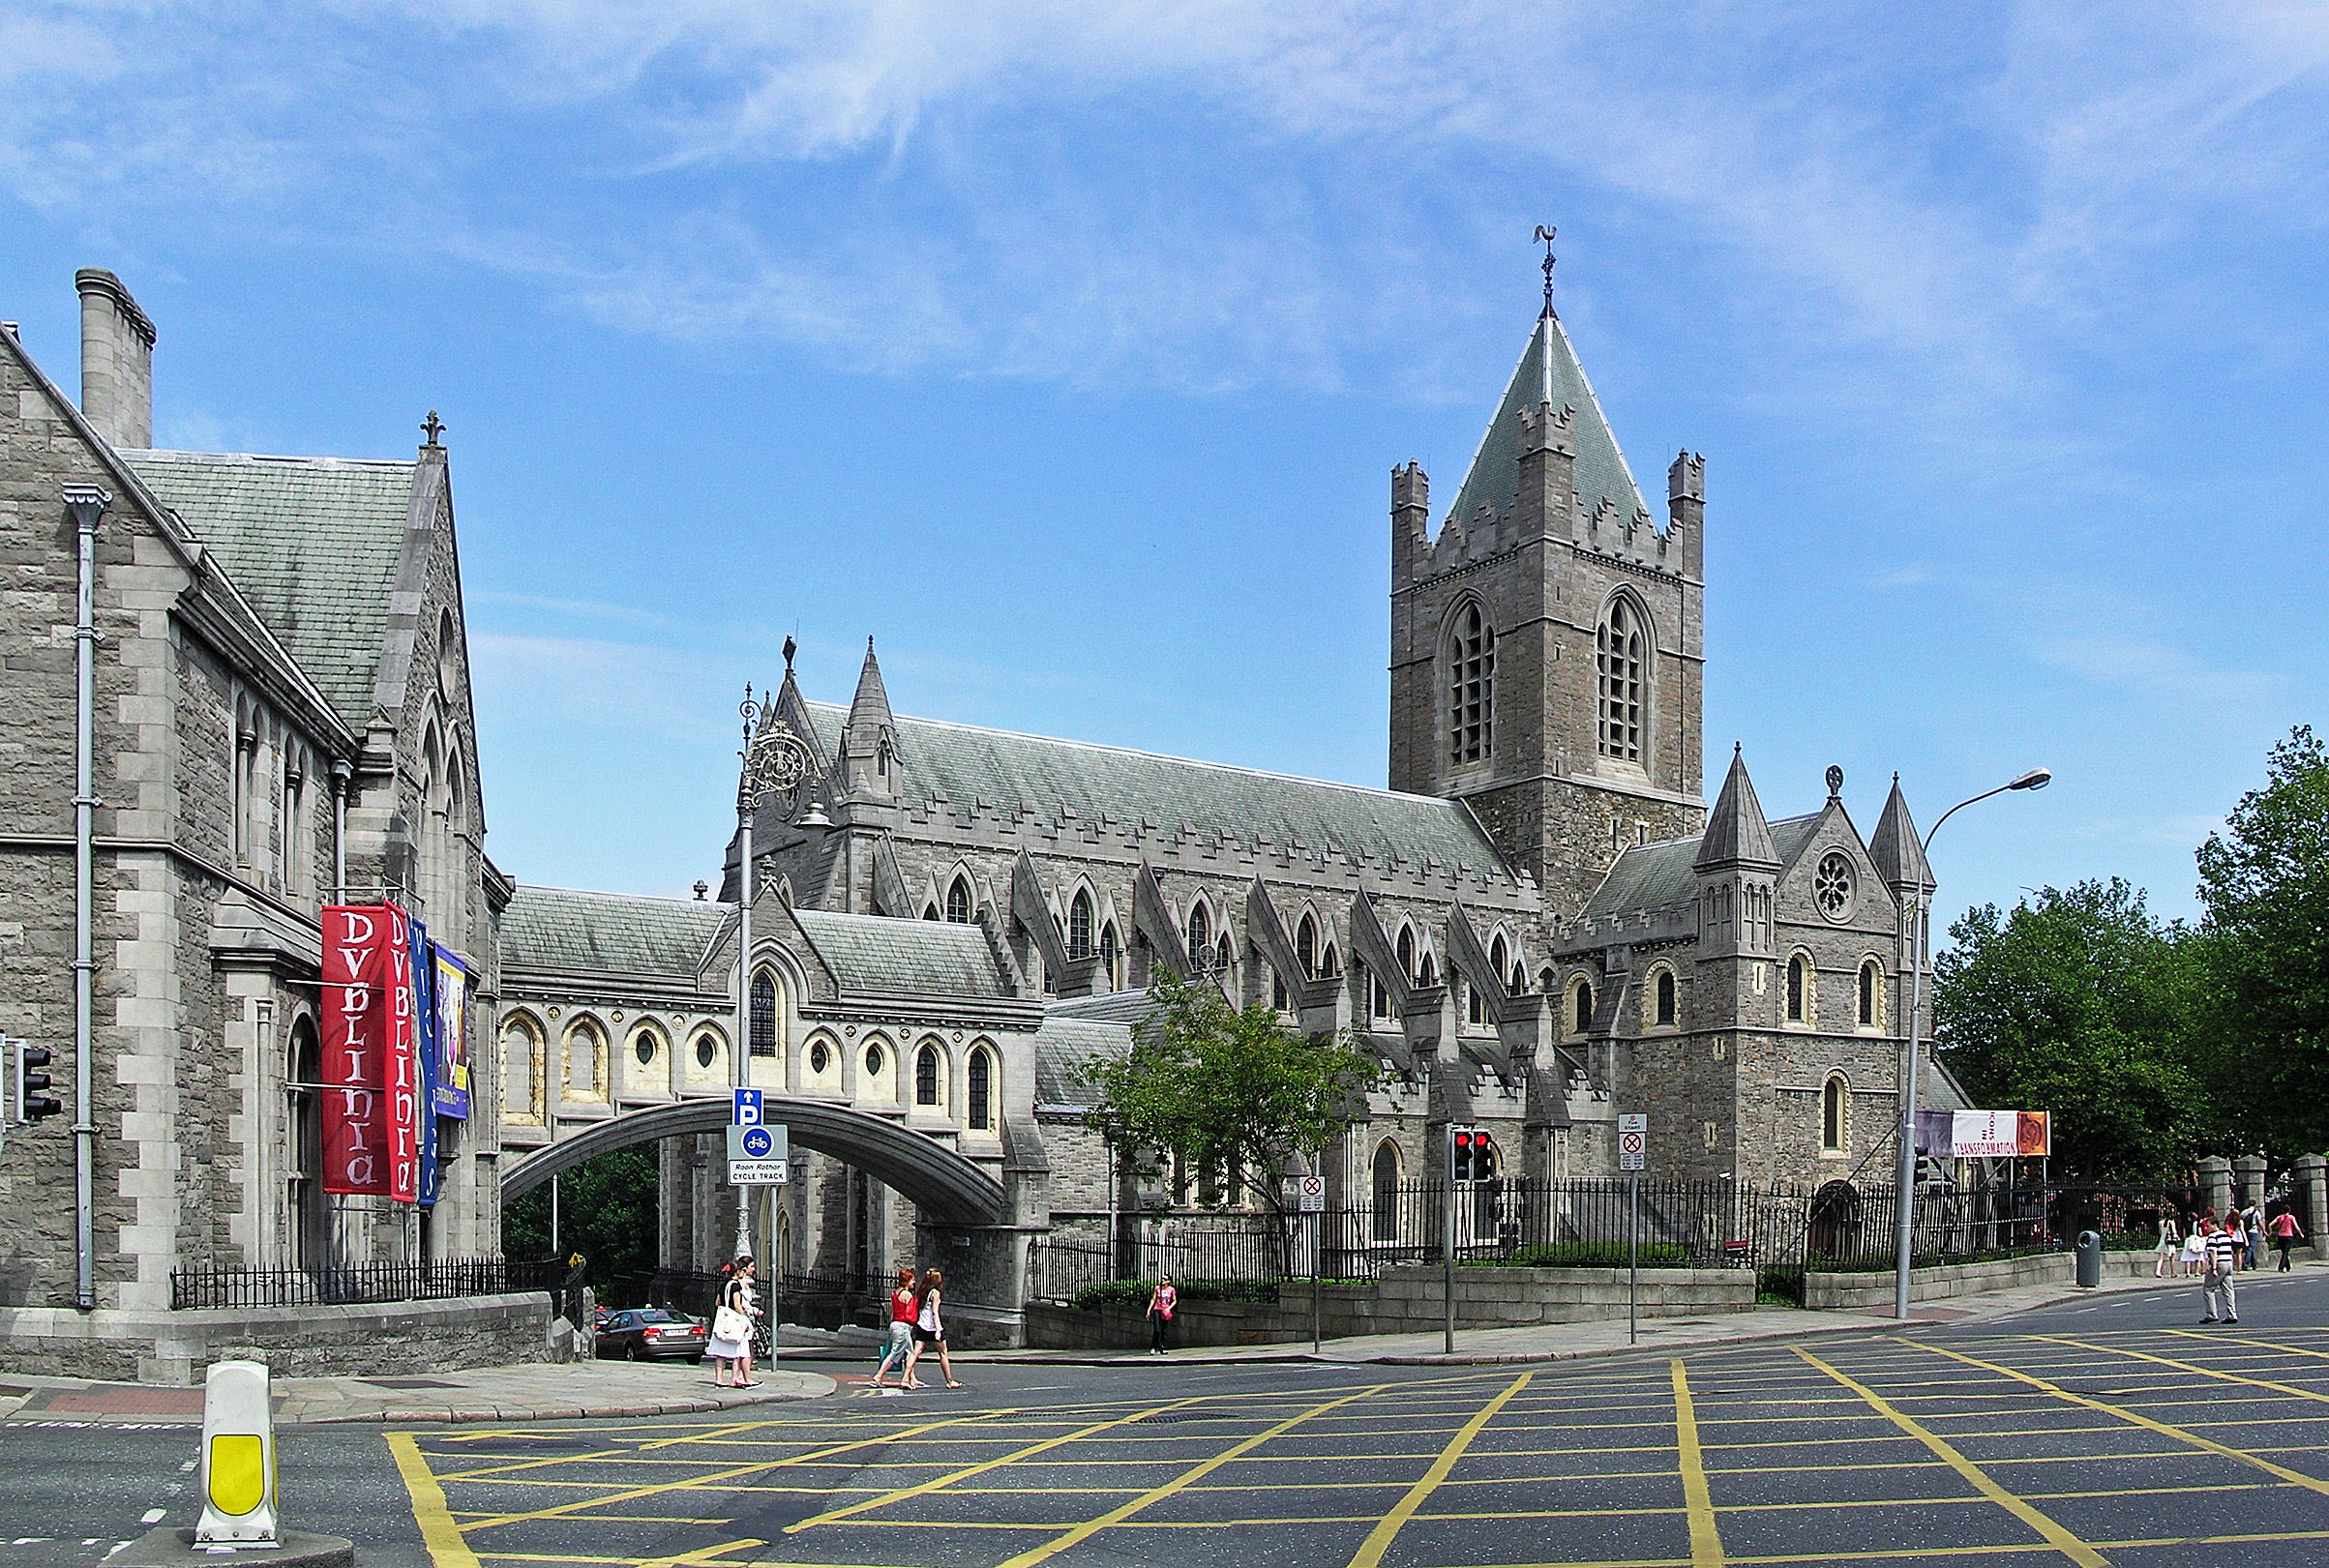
[{"xmin": 1814, "ymin": 852, "xmax": 1855, "ymax": 921}]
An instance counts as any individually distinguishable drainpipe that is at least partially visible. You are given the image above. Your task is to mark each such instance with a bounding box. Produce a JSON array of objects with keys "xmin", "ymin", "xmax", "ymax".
[
  {"xmin": 329, "ymin": 759, "xmax": 351, "ymax": 902},
  {"xmin": 63, "ymin": 485, "xmax": 109, "ymax": 1312}
]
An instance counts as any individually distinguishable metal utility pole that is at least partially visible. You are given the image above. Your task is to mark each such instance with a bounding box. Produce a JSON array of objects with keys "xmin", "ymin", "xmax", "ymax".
[
  {"xmin": 63, "ymin": 484, "xmax": 108, "ymax": 1313},
  {"xmin": 1893, "ymin": 767, "xmax": 2051, "ymax": 1319}
]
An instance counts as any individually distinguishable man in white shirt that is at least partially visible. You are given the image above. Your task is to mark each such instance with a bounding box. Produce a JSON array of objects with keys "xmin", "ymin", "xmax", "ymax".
[{"xmin": 2202, "ymin": 1217, "xmax": 2241, "ymax": 1323}]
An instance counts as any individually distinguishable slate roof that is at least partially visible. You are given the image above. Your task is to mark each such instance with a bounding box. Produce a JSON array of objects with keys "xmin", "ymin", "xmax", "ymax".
[
  {"xmin": 122, "ymin": 450, "xmax": 419, "ymax": 727},
  {"xmin": 789, "ymin": 909, "xmax": 1010, "ymax": 999},
  {"xmin": 1440, "ymin": 311, "xmax": 1652, "ymax": 536},
  {"xmin": 502, "ymin": 886, "xmax": 730, "ymax": 979},
  {"xmin": 1044, "ymin": 991, "xmax": 1158, "ymax": 1026},
  {"xmin": 1582, "ymin": 838, "xmax": 1701, "ymax": 920},
  {"xmin": 1032, "ymin": 1016, "xmax": 1132, "ymax": 1109},
  {"xmin": 1768, "ymin": 814, "xmax": 1823, "ymax": 870},
  {"xmin": 799, "ymin": 704, "xmax": 1517, "ymax": 884}
]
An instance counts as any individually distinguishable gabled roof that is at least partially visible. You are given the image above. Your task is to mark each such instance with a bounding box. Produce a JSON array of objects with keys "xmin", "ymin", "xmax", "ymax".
[
  {"xmin": 123, "ymin": 449, "xmax": 418, "ymax": 727},
  {"xmin": 1032, "ymin": 1016, "xmax": 1132, "ymax": 1109},
  {"xmin": 501, "ymin": 886, "xmax": 731, "ymax": 980},
  {"xmin": 1440, "ymin": 309, "xmax": 1652, "ymax": 535},
  {"xmin": 798, "ymin": 703, "xmax": 1519, "ymax": 886},
  {"xmin": 789, "ymin": 908, "xmax": 1010, "ymax": 999},
  {"xmin": 1769, "ymin": 814, "xmax": 1824, "ymax": 871}
]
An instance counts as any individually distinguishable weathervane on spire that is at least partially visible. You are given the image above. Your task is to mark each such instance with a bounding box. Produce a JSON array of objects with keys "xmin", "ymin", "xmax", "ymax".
[{"xmin": 1534, "ymin": 225, "xmax": 1557, "ymax": 315}]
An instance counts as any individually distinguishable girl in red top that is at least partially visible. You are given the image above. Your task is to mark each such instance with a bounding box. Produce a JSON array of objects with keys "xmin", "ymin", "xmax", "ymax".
[{"xmin": 873, "ymin": 1265, "xmax": 919, "ymax": 1389}]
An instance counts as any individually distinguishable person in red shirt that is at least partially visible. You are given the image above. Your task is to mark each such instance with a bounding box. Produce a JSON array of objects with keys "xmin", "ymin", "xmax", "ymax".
[
  {"xmin": 872, "ymin": 1265, "xmax": 920, "ymax": 1390},
  {"xmin": 2270, "ymin": 1207, "xmax": 2307, "ymax": 1272}
]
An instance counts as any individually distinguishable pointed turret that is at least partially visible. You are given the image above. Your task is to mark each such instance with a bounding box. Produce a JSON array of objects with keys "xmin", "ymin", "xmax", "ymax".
[
  {"xmin": 838, "ymin": 636, "xmax": 898, "ymax": 803},
  {"xmin": 1868, "ymin": 774, "xmax": 1933, "ymax": 893},
  {"xmin": 1694, "ymin": 745, "xmax": 1778, "ymax": 870}
]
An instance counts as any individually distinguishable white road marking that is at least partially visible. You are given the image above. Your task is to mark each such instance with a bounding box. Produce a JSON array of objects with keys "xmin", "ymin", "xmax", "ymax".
[{"xmin": 139, "ymin": 1508, "xmax": 166, "ymax": 1524}]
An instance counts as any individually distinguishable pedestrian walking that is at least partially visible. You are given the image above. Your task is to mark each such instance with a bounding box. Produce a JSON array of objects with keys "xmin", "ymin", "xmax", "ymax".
[
  {"xmin": 2201, "ymin": 1218, "xmax": 2241, "ymax": 1323},
  {"xmin": 2242, "ymin": 1202, "xmax": 2265, "ymax": 1272},
  {"xmin": 2155, "ymin": 1210, "xmax": 2181, "ymax": 1279},
  {"xmin": 2270, "ymin": 1207, "xmax": 2305, "ymax": 1271},
  {"xmin": 1146, "ymin": 1274, "xmax": 1178, "ymax": 1354},
  {"xmin": 902, "ymin": 1268, "xmax": 964, "ymax": 1390},
  {"xmin": 2180, "ymin": 1219, "xmax": 2205, "ymax": 1277},
  {"xmin": 872, "ymin": 1265, "xmax": 919, "ymax": 1390},
  {"xmin": 708, "ymin": 1254, "xmax": 759, "ymax": 1387}
]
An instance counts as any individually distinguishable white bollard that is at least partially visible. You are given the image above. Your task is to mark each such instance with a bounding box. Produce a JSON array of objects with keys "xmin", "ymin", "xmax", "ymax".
[{"xmin": 195, "ymin": 1359, "xmax": 279, "ymax": 1545}]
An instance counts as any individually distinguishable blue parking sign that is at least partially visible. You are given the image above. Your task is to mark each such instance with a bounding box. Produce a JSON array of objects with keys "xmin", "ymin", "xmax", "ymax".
[{"xmin": 732, "ymin": 1087, "xmax": 763, "ymax": 1126}]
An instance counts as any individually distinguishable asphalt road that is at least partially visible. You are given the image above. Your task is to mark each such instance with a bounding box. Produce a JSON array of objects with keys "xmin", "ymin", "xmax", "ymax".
[{"xmin": 5, "ymin": 1268, "xmax": 2323, "ymax": 1568}]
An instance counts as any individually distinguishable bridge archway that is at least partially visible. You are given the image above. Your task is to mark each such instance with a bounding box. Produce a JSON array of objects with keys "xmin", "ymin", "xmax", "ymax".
[{"xmin": 500, "ymin": 1095, "xmax": 1008, "ymax": 1225}]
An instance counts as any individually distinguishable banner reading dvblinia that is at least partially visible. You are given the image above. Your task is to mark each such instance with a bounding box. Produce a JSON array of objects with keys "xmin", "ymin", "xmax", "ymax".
[{"xmin": 321, "ymin": 903, "xmax": 422, "ymax": 1201}]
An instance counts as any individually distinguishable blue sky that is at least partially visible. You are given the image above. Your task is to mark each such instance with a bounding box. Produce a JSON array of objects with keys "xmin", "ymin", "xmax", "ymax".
[{"xmin": 4, "ymin": 3, "xmax": 2323, "ymax": 932}]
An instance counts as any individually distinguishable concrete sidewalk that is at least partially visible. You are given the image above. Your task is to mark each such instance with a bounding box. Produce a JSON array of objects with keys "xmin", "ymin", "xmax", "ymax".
[
  {"xmin": 905, "ymin": 1258, "xmax": 2304, "ymax": 1370},
  {"xmin": 0, "ymin": 1360, "xmax": 833, "ymax": 1427}
]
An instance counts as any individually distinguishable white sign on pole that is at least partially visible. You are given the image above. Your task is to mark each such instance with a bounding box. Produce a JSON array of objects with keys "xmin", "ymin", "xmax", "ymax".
[
  {"xmin": 1618, "ymin": 1112, "xmax": 1647, "ymax": 1172},
  {"xmin": 1297, "ymin": 1174, "xmax": 1326, "ymax": 1213},
  {"xmin": 732, "ymin": 1087, "xmax": 764, "ymax": 1126},
  {"xmin": 728, "ymin": 1122, "xmax": 789, "ymax": 1184}
]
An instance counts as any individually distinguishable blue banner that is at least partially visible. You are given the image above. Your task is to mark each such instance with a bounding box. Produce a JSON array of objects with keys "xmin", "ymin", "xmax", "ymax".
[
  {"xmin": 410, "ymin": 915, "xmax": 439, "ymax": 1209},
  {"xmin": 430, "ymin": 944, "xmax": 472, "ymax": 1120}
]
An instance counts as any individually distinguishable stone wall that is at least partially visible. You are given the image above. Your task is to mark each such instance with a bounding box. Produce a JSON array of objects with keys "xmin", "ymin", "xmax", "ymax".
[
  {"xmin": 1027, "ymin": 1263, "xmax": 1753, "ymax": 1348},
  {"xmin": 0, "ymin": 1290, "xmax": 557, "ymax": 1384},
  {"xmin": 1798, "ymin": 1250, "xmax": 2164, "ymax": 1311}
]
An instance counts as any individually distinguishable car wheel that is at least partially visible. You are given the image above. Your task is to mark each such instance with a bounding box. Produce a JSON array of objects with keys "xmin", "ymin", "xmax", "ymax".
[{"xmin": 625, "ymin": 1341, "xmax": 642, "ymax": 1362}]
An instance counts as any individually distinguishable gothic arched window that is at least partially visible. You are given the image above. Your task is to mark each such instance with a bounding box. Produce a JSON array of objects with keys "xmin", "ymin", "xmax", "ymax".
[
  {"xmin": 1859, "ymin": 960, "xmax": 1880, "ymax": 1027},
  {"xmin": 1320, "ymin": 943, "xmax": 1338, "ymax": 979},
  {"xmin": 1822, "ymin": 1074, "xmax": 1849, "ymax": 1154},
  {"xmin": 1099, "ymin": 923, "xmax": 1120, "ymax": 990},
  {"xmin": 1297, "ymin": 913, "xmax": 1318, "ymax": 979},
  {"xmin": 1572, "ymin": 979, "xmax": 1595, "ymax": 1036},
  {"xmin": 967, "ymin": 1047, "xmax": 994, "ymax": 1131},
  {"xmin": 1597, "ymin": 595, "xmax": 1646, "ymax": 762},
  {"xmin": 1786, "ymin": 954, "xmax": 1810, "ymax": 1023},
  {"xmin": 1372, "ymin": 1142, "xmax": 1399, "ymax": 1241},
  {"xmin": 1448, "ymin": 602, "xmax": 1494, "ymax": 766},
  {"xmin": 1657, "ymin": 968, "xmax": 1678, "ymax": 1027},
  {"xmin": 1216, "ymin": 934, "xmax": 1235, "ymax": 976},
  {"xmin": 946, "ymin": 875, "xmax": 972, "ymax": 924},
  {"xmin": 915, "ymin": 1043, "xmax": 941, "ymax": 1107},
  {"xmin": 1187, "ymin": 902, "xmax": 1210, "ymax": 964},
  {"xmin": 750, "ymin": 971, "xmax": 778, "ymax": 1056},
  {"xmin": 1396, "ymin": 925, "xmax": 1416, "ymax": 983},
  {"xmin": 1068, "ymin": 890, "xmax": 1093, "ymax": 960}
]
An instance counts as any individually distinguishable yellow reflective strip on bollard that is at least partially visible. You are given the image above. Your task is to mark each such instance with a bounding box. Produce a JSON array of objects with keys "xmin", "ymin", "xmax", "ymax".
[{"xmin": 209, "ymin": 1434, "xmax": 267, "ymax": 1516}]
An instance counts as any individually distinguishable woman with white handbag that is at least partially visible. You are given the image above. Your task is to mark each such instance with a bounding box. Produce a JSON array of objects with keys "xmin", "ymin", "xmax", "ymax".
[{"xmin": 708, "ymin": 1255, "xmax": 759, "ymax": 1388}]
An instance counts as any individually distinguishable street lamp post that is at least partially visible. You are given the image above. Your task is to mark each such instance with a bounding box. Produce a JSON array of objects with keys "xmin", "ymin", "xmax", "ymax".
[
  {"xmin": 733, "ymin": 685, "xmax": 812, "ymax": 1264},
  {"xmin": 1894, "ymin": 766, "xmax": 2050, "ymax": 1320}
]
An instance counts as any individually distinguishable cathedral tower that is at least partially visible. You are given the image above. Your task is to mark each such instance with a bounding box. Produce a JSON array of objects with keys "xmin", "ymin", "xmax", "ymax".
[{"xmin": 1388, "ymin": 275, "xmax": 1705, "ymax": 916}]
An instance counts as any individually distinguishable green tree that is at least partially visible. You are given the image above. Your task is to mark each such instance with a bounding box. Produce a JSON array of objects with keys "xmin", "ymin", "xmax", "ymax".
[
  {"xmin": 502, "ymin": 1141, "xmax": 660, "ymax": 1295},
  {"xmin": 1932, "ymin": 878, "xmax": 2205, "ymax": 1179},
  {"xmin": 1082, "ymin": 968, "xmax": 1383, "ymax": 1239},
  {"xmin": 2196, "ymin": 724, "xmax": 2329, "ymax": 1161}
]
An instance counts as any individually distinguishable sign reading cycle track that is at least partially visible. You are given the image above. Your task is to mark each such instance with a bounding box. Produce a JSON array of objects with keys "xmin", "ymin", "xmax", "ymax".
[{"xmin": 727, "ymin": 1121, "xmax": 789, "ymax": 1185}]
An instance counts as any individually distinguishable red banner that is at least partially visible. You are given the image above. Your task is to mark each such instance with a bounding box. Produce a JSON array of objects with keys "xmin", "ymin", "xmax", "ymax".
[{"xmin": 321, "ymin": 903, "xmax": 421, "ymax": 1201}]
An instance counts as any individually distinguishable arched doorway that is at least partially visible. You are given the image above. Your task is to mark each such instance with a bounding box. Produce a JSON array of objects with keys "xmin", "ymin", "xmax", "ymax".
[{"xmin": 286, "ymin": 1016, "xmax": 324, "ymax": 1271}]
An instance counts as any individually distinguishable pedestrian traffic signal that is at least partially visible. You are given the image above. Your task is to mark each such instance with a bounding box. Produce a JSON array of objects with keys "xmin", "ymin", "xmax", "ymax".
[
  {"xmin": 15, "ymin": 1041, "xmax": 60, "ymax": 1123},
  {"xmin": 1447, "ymin": 1124, "xmax": 1494, "ymax": 1184}
]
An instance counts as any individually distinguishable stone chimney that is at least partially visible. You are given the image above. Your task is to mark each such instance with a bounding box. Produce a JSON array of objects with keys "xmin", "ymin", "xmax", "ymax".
[{"xmin": 76, "ymin": 268, "xmax": 156, "ymax": 450}]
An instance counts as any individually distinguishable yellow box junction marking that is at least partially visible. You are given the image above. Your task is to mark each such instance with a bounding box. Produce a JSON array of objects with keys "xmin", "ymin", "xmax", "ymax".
[
  {"xmin": 2033, "ymin": 1334, "xmax": 2329, "ymax": 1405},
  {"xmin": 784, "ymin": 1393, "xmax": 1209, "ymax": 1533},
  {"xmin": 1792, "ymin": 1347, "xmax": 2106, "ymax": 1567},
  {"xmin": 454, "ymin": 1410, "xmax": 1007, "ymax": 1534},
  {"xmin": 989, "ymin": 1381, "xmax": 1395, "ymax": 1568},
  {"xmin": 2163, "ymin": 1327, "xmax": 2329, "ymax": 1364},
  {"xmin": 1345, "ymin": 1370, "xmax": 1533, "ymax": 1568},
  {"xmin": 1900, "ymin": 1339, "xmax": 2329, "ymax": 1498},
  {"xmin": 1670, "ymin": 1360, "xmax": 1726, "ymax": 1568},
  {"xmin": 388, "ymin": 1431, "xmax": 484, "ymax": 1568}
]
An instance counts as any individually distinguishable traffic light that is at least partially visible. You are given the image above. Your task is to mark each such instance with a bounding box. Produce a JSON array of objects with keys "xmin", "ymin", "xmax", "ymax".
[
  {"xmin": 1447, "ymin": 1125, "xmax": 1480, "ymax": 1184},
  {"xmin": 15, "ymin": 1041, "xmax": 61, "ymax": 1123}
]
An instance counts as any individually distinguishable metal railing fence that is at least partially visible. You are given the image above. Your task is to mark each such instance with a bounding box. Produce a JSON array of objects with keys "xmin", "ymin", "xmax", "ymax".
[{"xmin": 169, "ymin": 1256, "xmax": 567, "ymax": 1311}]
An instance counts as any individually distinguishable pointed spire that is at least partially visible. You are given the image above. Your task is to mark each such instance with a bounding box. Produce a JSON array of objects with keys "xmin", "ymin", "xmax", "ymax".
[
  {"xmin": 1695, "ymin": 743, "xmax": 1779, "ymax": 870},
  {"xmin": 847, "ymin": 636, "xmax": 892, "ymax": 732},
  {"xmin": 1869, "ymin": 773, "xmax": 1934, "ymax": 891}
]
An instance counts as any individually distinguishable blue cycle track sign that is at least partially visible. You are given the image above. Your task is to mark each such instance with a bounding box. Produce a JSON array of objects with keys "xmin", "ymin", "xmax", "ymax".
[{"xmin": 741, "ymin": 1125, "xmax": 775, "ymax": 1160}]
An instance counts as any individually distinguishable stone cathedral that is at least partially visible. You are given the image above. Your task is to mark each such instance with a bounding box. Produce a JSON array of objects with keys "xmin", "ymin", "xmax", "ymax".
[
  {"xmin": 493, "ymin": 284, "xmax": 1967, "ymax": 1325},
  {"xmin": 0, "ymin": 261, "xmax": 1969, "ymax": 1362}
]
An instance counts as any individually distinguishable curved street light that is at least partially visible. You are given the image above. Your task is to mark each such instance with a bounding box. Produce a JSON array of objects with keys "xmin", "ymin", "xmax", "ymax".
[{"xmin": 1895, "ymin": 765, "xmax": 2051, "ymax": 1320}]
